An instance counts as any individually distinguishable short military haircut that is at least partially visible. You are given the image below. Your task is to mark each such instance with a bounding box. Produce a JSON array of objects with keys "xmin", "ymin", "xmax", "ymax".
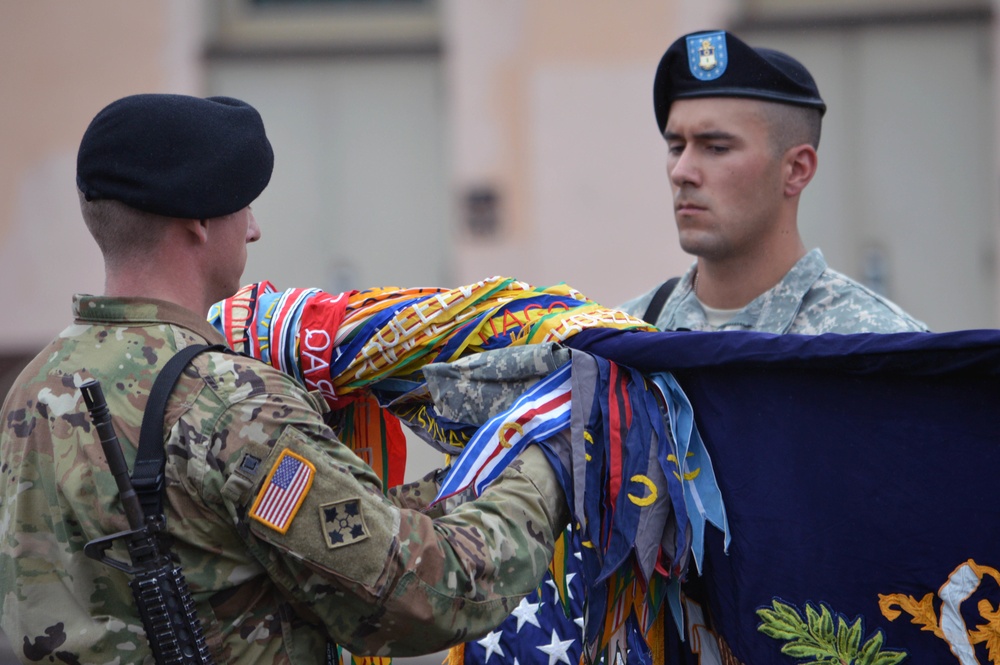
[
  {"xmin": 757, "ymin": 100, "xmax": 823, "ymax": 154},
  {"xmin": 78, "ymin": 190, "xmax": 172, "ymax": 268}
]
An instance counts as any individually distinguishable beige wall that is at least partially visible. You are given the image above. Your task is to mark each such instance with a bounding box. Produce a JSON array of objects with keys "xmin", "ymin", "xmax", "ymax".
[
  {"xmin": 445, "ymin": 1, "xmax": 693, "ymax": 308},
  {"xmin": 207, "ymin": 55, "xmax": 452, "ymax": 295},
  {"xmin": 0, "ymin": 0, "xmax": 203, "ymax": 351}
]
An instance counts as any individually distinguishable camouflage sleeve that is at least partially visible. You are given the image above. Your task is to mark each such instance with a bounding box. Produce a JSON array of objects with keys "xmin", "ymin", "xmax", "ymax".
[
  {"xmin": 792, "ymin": 270, "xmax": 931, "ymax": 334},
  {"xmin": 385, "ymin": 468, "xmax": 447, "ymax": 517},
  {"xmin": 207, "ymin": 359, "xmax": 568, "ymax": 657}
]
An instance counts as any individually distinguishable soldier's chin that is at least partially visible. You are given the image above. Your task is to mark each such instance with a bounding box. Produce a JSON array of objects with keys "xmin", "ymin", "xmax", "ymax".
[{"xmin": 677, "ymin": 233, "xmax": 721, "ymax": 258}]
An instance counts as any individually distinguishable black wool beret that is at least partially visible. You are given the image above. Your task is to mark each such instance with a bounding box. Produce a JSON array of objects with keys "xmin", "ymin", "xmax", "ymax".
[
  {"xmin": 77, "ymin": 93, "xmax": 274, "ymax": 219},
  {"xmin": 653, "ymin": 30, "xmax": 826, "ymax": 134}
]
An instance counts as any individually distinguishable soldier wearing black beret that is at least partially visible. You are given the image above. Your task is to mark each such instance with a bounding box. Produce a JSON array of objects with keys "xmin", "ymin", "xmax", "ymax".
[
  {"xmin": 1, "ymin": 93, "xmax": 571, "ymax": 662},
  {"xmin": 620, "ymin": 30, "xmax": 926, "ymax": 336},
  {"xmin": 618, "ymin": 30, "xmax": 926, "ymax": 661},
  {"xmin": 73, "ymin": 93, "xmax": 273, "ymax": 313}
]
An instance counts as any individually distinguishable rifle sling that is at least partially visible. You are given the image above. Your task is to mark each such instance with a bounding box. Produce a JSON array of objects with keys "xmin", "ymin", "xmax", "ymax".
[
  {"xmin": 641, "ymin": 276, "xmax": 681, "ymax": 325},
  {"xmin": 133, "ymin": 343, "xmax": 230, "ymax": 520}
]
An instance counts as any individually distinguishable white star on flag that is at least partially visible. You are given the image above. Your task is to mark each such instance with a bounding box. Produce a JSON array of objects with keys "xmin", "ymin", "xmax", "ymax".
[
  {"xmin": 510, "ymin": 597, "xmax": 542, "ymax": 632},
  {"xmin": 477, "ymin": 630, "xmax": 505, "ymax": 662},
  {"xmin": 536, "ymin": 629, "xmax": 575, "ymax": 665},
  {"xmin": 463, "ymin": 550, "xmax": 584, "ymax": 665},
  {"xmin": 564, "ymin": 573, "xmax": 577, "ymax": 599},
  {"xmin": 544, "ymin": 573, "xmax": 576, "ymax": 601}
]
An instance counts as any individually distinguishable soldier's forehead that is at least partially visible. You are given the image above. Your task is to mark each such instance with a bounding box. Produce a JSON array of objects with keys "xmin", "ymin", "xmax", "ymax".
[{"xmin": 666, "ymin": 97, "xmax": 771, "ymax": 134}]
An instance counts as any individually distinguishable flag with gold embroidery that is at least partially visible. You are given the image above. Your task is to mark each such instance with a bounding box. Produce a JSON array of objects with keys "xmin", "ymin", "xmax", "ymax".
[{"xmin": 213, "ymin": 274, "xmax": 1000, "ymax": 665}]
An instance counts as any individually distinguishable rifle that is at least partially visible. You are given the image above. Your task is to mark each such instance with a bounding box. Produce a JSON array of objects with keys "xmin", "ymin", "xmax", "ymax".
[{"xmin": 80, "ymin": 378, "xmax": 215, "ymax": 665}]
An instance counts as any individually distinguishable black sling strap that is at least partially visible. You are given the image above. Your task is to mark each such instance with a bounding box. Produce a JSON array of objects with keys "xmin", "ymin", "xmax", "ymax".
[
  {"xmin": 133, "ymin": 343, "xmax": 230, "ymax": 519},
  {"xmin": 641, "ymin": 276, "xmax": 681, "ymax": 325}
]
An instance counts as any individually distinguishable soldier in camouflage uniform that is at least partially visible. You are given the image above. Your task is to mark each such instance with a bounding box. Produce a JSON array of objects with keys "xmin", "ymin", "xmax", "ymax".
[
  {"xmin": 620, "ymin": 30, "xmax": 928, "ymax": 334},
  {"xmin": 618, "ymin": 29, "xmax": 928, "ymax": 663},
  {"xmin": 0, "ymin": 94, "xmax": 568, "ymax": 664}
]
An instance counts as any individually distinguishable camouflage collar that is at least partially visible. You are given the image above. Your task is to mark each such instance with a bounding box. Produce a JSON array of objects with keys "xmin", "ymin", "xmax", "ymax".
[
  {"xmin": 750, "ymin": 249, "xmax": 828, "ymax": 333},
  {"xmin": 660, "ymin": 249, "xmax": 828, "ymax": 332},
  {"xmin": 72, "ymin": 294, "xmax": 227, "ymax": 344}
]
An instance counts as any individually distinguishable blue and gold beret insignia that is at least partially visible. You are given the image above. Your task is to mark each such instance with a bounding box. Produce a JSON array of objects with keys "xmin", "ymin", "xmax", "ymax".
[{"xmin": 686, "ymin": 31, "xmax": 727, "ymax": 81}]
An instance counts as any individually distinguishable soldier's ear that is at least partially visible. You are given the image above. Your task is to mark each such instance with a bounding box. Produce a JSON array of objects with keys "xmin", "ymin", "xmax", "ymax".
[
  {"xmin": 783, "ymin": 144, "xmax": 817, "ymax": 198},
  {"xmin": 178, "ymin": 218, "xmax": 210, "ymax": 244}
]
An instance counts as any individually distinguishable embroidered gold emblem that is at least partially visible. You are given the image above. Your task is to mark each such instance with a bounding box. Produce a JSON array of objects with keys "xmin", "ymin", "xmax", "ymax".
[
  {"xmin": 627, "ymin": 474, "xmax": 658, "ymax": 507},
  {"xmin": 880, "ymin": 559, "xmax": 1000, "ymax": 663},
  {"xmin": 667, "ymin": 451, "xmax": 701, "ymax": 482},
  {"xmin": 699, "ymin": 39, "xmax": 717, "ymax": 71},
  {"xmin": 498, "ymin": 421, "xmax": 524, "ymax": 449}
]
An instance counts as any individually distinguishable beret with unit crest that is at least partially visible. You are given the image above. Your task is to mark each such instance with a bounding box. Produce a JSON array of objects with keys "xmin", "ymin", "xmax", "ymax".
[{"xmin": 653, "ymin": 30, "xmax": 826, "ymax": 134}]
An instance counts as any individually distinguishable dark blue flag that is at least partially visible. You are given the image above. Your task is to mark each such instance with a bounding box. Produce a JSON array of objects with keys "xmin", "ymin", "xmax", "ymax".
[{"xmin": 566, "ymin": 329, "xmax": 1000, "ymax": 665}]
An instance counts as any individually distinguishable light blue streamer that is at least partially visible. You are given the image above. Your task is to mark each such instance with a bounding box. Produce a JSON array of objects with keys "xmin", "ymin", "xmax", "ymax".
[{"xmin": 651, "ymin": 372, "xmax": 730, "ymax": 573}]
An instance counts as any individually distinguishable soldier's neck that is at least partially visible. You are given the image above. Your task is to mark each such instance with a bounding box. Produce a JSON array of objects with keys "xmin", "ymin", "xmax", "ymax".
[{"xmin": 695, "ymin": 240, "xmax": 806, "ymax": 309}]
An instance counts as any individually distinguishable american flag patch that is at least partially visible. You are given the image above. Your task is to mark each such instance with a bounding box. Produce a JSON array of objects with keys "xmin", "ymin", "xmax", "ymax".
[{"xmin": 250, "ymin": 450, "xmax": 315, "ymax": 533}]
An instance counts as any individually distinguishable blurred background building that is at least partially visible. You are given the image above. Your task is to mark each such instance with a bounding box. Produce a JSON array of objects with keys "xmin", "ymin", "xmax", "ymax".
[{"xmin": 0, "ymin": 0, "xmax": 996, "ymax": 660}]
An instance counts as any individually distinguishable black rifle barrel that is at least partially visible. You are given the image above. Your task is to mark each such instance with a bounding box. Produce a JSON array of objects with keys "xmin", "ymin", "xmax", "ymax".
[{"xmin": 80, "ymin": 379, "xmax": 146, "ymax": 529}]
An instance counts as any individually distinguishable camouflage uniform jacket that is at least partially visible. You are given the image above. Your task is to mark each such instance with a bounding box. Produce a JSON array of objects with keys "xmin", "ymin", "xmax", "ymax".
[
  {"xmin": 0, "ymin": 295, "xmax": 568, "ymax": 664},
  {"xmin": 619, "ymin": 249, "xmax": 929, "ymax": 333}
]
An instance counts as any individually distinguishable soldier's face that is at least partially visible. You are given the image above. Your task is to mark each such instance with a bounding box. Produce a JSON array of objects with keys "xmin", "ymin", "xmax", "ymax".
[
  {"xmin": 663, "ymin": 97, "xmax": 785, "ymax": 261},
  {"xmin": 208, "ymin": 206, "xmax": 260, "ymax": 301}
]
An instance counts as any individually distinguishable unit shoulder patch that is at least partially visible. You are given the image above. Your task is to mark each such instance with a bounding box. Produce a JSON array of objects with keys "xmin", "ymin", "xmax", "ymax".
[{"xmin": 321, "ymin": 498, "xmax": 370, "ymax": 549}]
